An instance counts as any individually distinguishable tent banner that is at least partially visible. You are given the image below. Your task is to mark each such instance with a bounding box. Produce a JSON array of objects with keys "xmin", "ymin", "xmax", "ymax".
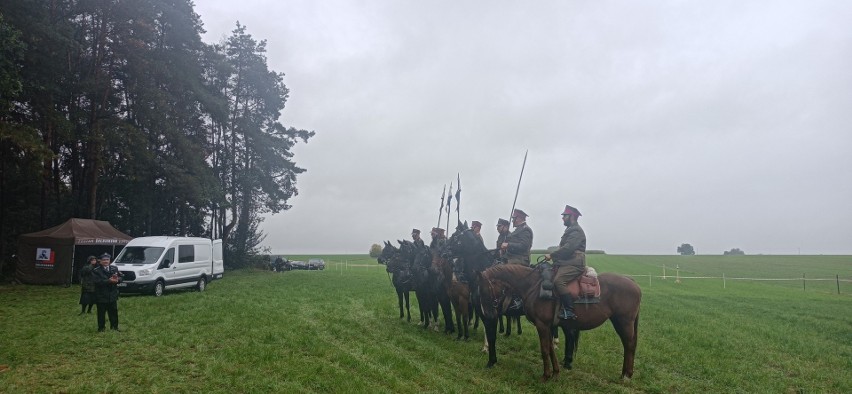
[
  {"xmin": 76, "ymin": 238, "xmax": 129, "ymax": 245},
  {"xmin": 35, "ymin": 248, "xmax": 56, "ymax": 269}
]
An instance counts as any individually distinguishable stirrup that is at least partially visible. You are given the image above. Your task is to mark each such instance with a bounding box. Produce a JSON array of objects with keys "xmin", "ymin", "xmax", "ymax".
[{"xmin": 558, "ymin": 308, "xmax": 577, "ymax": 320}]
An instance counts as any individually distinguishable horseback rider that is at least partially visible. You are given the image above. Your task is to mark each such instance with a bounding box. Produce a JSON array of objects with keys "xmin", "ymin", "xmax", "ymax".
[
  {"xmin": 471, "ymin": 221, "xmax": 485, "ymax": 247},
  {"xmin": 542, "ymin": 204, "xmax": 586, "ymax": 320},
  {"xmin": 429, "ymin": 227, "xmax": 446, "ymax": 250},
  {"xmin": 495, "ymin": 218, "xmax": 510, "ymax": 262},
  {"xmin": 412, "ymin": 229, "xmax": 425, "ymax": 248},
  {"xmin": 500, "ymin": 209, "xmax": 533, "ymax": 266}
]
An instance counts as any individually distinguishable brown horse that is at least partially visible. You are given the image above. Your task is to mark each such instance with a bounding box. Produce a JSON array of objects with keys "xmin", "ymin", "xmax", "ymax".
[{"xmin": 478, "ymin": 263, "xmax": 641, "ymax": 381}]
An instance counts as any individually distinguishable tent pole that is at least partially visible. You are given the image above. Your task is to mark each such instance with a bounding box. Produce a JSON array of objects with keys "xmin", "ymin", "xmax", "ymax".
[{"xmin": 70, "ymin": 245, "xmax": 77, "ymax": 286}]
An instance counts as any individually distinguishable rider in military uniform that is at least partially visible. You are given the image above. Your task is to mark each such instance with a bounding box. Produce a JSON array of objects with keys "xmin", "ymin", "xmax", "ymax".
[
  {"xmin": 412, "ymin": 229, "xmax": 425, "ymax": 248},
  {"xmin": 543, "ymin": 205, "xmax": 586, "ymax": 320},
  {"xmin": 471, "ymin": 221, "xmax": 484, "ymax": 247},
  {"xmin": 500, "ymin": 209, "xmax": 533, "ymax": 266},
  {"xmin": 429, "ymin": 227, "xmax": 446, "ymax": 250},
  {"xmin": 495, "ymin": 218, "xmax": 510, "ymax": 261}
]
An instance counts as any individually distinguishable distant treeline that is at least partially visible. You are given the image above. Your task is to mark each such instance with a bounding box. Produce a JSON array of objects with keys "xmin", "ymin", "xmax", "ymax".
[{"xmin": 0, "ymin": 1, "xmax": 313, "ymax": 276}]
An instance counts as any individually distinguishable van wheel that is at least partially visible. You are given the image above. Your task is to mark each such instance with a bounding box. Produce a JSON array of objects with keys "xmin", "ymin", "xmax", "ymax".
[
  {"xmin": 153, "ymin": 280, "xmax": 165, "ymax": 297},
  {"xmin": 197, "ymin": 276, "xmax": 207, "ymax": 292}
]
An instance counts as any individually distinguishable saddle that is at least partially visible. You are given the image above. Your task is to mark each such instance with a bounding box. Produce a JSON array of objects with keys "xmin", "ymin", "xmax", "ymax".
[
  {"xmin": 567, "ymin": 267, "xmax": 601, "ymax": 304},
  {"xmin": 539, "ymin": 264, "xmax": 601, "ymax": 304}
]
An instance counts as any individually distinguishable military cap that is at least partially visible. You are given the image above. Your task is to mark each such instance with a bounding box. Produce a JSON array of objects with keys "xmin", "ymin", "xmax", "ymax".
[
  {"xmin": 431, "ymin": 227, "xmax": 445, "ymax": 235},
  {"xmin": 412, "ymin": 229, "xmax": 420, "ymax": 234},
  {"xmin": 471, "ymin": 221, "xmax": 482, "ymax": 228},
  {"xmin": 561, "ymin": 205, "xmax": 582, "ymax": 217},
  {"xmin": 497, "ymin": 218, "xmax": 510, "ymax": 226},
  {"xmin": 512, "ymin": 209, "xmax": 528, "ymax": 219},
  {"xmin": 87, "ymin": 255, "xmax": 97, "ymax": 261},
  {"xmin": 99, "ymin": 253, "xmax": 112, "ymax": 260}
]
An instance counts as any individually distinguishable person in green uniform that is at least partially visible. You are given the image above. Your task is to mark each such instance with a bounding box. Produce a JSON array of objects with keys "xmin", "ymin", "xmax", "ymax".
[
  {"xmin": 543, "ymin": 205, "xmax": 586, "ymax": 320},
  {"xmin": 500, "ymin": 209, "xmax": 533, "ymax": 266}
]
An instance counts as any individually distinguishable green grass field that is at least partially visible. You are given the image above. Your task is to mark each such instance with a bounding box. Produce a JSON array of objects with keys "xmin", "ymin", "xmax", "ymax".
[{"xmin": 1, "ymin": 254, "xmax": 850, "ymax": 393}]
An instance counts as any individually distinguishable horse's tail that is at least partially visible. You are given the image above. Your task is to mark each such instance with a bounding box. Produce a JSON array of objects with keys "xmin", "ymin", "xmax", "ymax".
[{"xmin": 633, "ymin": 311, "xmax": 640, "ymax": 343}]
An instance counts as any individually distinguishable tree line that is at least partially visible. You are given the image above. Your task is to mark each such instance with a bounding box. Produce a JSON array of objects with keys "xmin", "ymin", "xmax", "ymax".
[{"xmin": 0, "ymin": 1, "xmax": 313, "ymax": 275}]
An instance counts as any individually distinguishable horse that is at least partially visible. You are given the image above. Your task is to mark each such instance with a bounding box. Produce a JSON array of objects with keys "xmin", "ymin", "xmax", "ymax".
[
  {"xmin": 400, "ymin": 240, "xmax": 441, "ymax": 329},
  {"xmin": 377, "ymin": 241, "xmax": 413, "ymax": 322},
  {"xmin": 478, "ymin": 263, "xmax": 641, "ymax": 381},
  {"xmin": 445, "ymin": 222, "xmax": 522, "ymax": 350}
]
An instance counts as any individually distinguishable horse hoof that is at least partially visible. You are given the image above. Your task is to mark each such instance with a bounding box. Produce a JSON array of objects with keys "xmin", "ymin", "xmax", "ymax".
[{"xmin": 486, "ymin": 362, "xmax": 496, "ymax": 369}]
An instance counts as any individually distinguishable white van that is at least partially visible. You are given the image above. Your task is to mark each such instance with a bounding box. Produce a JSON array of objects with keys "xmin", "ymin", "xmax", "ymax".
[{"xmin": 113, "ymin": 236, "xmax": 225, "ymax": 296}]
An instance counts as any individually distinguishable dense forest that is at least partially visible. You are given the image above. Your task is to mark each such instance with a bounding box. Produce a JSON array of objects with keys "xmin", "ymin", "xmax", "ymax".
[{"xmin": 0, "ymin": 1, "xmax": 314, "ymax": 277}]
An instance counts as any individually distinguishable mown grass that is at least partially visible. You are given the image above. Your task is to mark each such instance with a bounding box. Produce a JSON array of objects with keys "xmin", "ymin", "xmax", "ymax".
[{"xmin": 0, "ymin": 254, "xmax": 850, "ymax": 393}]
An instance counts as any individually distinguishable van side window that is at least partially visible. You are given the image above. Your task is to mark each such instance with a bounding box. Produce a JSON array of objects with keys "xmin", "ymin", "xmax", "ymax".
[
  {"xmin": 159, "ymin": 248, "xmax": 175, "ymax": 269},
  {"xmin": 178, "ymin": 245, "xmax": 195, "ymax": 263}
]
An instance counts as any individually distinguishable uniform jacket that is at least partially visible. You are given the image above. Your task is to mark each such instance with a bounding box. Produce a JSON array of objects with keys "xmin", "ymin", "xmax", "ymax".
[
  {"xmin": 551, "ymin": 223, "xmax": 586, "ymax": 266},
  {"xmin": 505, "ymin": 223, "xmax": 533, "ymax": 265},
  {"xmin": 92, "ymin": 264, "xmax": 121, "ymax": 303}
]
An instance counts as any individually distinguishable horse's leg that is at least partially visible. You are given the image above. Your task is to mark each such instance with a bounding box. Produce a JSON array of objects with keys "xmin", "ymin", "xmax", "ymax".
[
  {"xmin": 534, "ymin": 323, "xmax": 557, "ymax": 381},
  {"xmin": 462, "ymin": 294, "xmax": 470, "ymax": 341},
  {"xmin": 498, "ymin": 314, "xmax": 505, "ymax": 333},
  {"xmin": 516, "ymin": 315, "xmax": 522, "ymax": 335},
  {"xmin": 562, "ymin": 326, "xmax": 580, "ymax": 370},
  {"xmin": 404, "ymin": 290, "xmax": 411, "ymax": 322},
  {"xmin": 484, "ymin": 316, "xmax": 498, "ymax": 367},
  {"xmin": 441, "ymin": 296, "xmax": 455, "ymax": 334},
  {"xmin": 611, "ymin": 315, "xmax": 639, "ymax": 380},
  {"xmin": 397, "ymin": 288, "xmax": 405, "ymax": 319}
]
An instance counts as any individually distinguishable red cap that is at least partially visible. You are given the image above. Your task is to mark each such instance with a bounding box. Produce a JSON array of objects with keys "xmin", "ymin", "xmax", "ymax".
[
  {"xmin": 512, "ymin": 209, "xmax": 528, "ymax": 219},
  {"xmin": 561, "ymin": 205, "xmax": 581, "ymax": 217}
]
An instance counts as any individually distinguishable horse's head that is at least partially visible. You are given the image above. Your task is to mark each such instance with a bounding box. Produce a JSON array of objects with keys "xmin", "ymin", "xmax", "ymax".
[
  {"xmin": 445, "ymin": 223, "xmax": 488, "ymax": 259},
  {"xmin": 377, "ymin": 241, "xmax": 398, "ymax": 266}
]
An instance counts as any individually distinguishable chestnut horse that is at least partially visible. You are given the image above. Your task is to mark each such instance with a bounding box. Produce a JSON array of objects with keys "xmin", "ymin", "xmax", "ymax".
[{"xmin": 478, "ymin": 263, "xmax": 641, "ymax": 381}]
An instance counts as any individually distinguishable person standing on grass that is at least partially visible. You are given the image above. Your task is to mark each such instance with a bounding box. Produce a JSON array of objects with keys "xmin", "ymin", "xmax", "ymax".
[
  {"xmin": 500, "ymin": 209, "xmax": 533, "ymax": 266},
  {"xmin": 78, "ymin": 255, "xmax": 98, "ymax": 315},
  {"xmin": 542, "ymin": 204, "xmax": 586, "ymax": 320},
  {"xmin": 92, "ymin": 253, "xmax": 122, "ymax": 332}
]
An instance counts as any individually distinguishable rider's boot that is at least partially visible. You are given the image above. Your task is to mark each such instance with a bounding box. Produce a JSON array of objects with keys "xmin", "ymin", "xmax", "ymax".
[{"xmin": 558, "ymin": 293, "xmax": 577, "ymax": 320}]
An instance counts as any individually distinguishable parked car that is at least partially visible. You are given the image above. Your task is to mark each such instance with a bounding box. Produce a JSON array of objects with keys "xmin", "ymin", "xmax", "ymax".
[
  {"xmin": 271, "ymin": 256, "xmax": 290, "ymax": 272},
  {"xmin": 288, "ymin": 260, "xmax": 307, "ymax": 270},
  {"xmin": 307, "ymin": 258, "xmax": 325, "ymax": 270}
]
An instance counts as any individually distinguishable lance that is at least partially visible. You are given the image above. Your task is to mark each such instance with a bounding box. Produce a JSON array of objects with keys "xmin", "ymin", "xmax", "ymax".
[
  {"xmin": 446, "ymin": 182, "xmax": 453, "ymax": 232},
  {"xmin": 508, "ymin": 150, "xmax": 528, "ymax": 221},
  {"xmin": 455, "ymin": 173, "xmax": 461, "ymax": 224},
  {"xmin": 437, "ymin": 184, "xmax": 446, "ymax": 228}
]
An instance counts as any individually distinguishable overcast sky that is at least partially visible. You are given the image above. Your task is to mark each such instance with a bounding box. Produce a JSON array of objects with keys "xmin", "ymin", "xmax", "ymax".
[{"xmin": 193, "ymin": 0, "xmax": 852, "ymax": 255}]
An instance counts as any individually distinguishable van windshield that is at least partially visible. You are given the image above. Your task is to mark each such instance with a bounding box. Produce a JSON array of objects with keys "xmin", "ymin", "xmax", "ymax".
[{"xmin": 115, "ymin": 247, "xmax": 165, "ymax": 265}]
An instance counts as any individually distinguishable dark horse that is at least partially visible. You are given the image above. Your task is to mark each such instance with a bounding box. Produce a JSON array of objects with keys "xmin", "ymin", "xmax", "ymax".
[
  {"xmin": 445, "ymin": 223, "xmax": 521, "ymax": 348},
  {"xmin": 451, "ymin": 226, "xmax": 642, "ymax": 381},
  {"xmin": 377, "ymin": 241, "xmax": 412, "ymax": 322}
]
